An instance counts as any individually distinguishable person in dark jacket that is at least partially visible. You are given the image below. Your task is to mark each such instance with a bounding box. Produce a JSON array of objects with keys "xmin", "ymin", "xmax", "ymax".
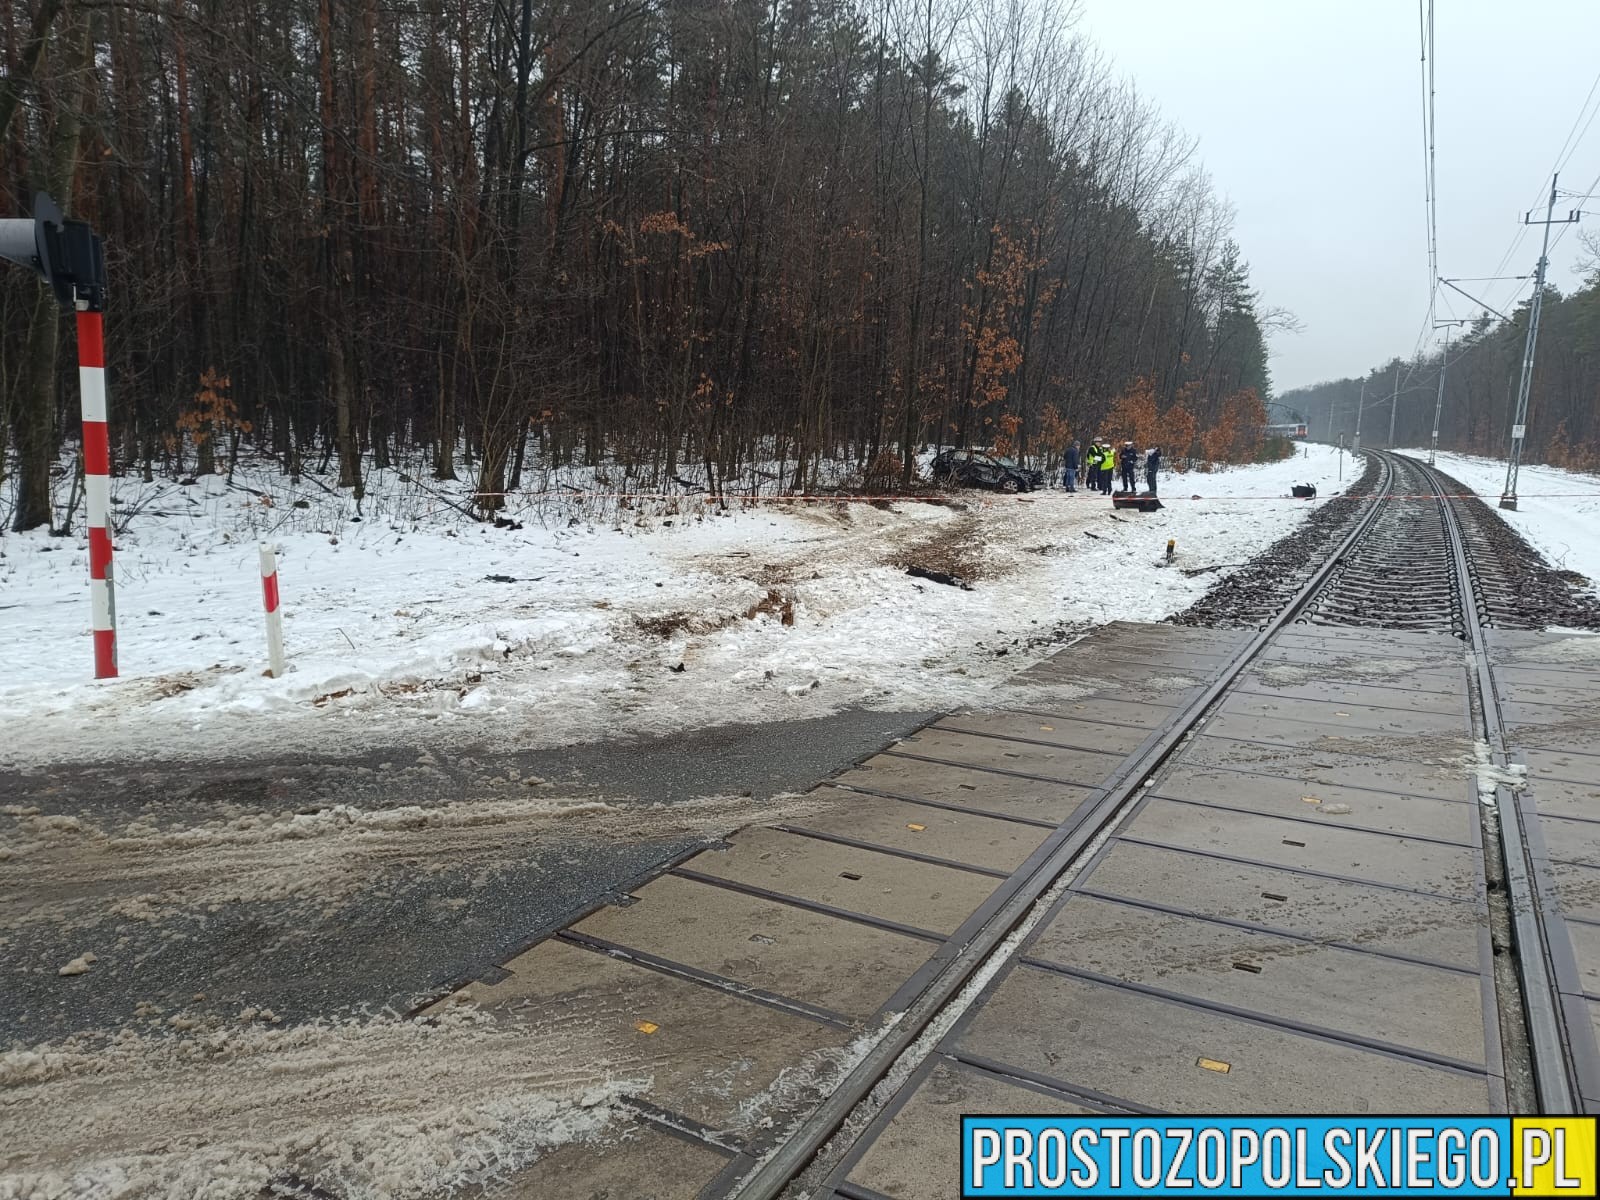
[
  {"xmin": 1119, "ymin": 441, "xmax": 1137, "ymax": 492},
  {"xmin": 1145, "ymin": 446, "xmax": 1161, "ymax": 495},
  {"xmin": 1063, "ymin": 441, "xmax": 1079, "ymax": 492}
]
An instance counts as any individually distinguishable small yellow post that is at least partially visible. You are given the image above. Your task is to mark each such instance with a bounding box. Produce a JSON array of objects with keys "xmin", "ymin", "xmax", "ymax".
[{"xmin": 1166, "ymin": 539, "xmax": 1175, "ymax": 562}]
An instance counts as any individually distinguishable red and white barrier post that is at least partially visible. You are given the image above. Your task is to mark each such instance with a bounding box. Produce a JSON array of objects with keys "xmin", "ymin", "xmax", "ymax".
[
  {"xmin": 259, "ymin": 543, "xmax": 286, "ymax": 677},
  {"xmin": 0, "ymin": 194, "xmax": 117, "ymax": 679},
  {"xmin": 76, "ymin": 307, "xmax": 117, "ymax": 678}
]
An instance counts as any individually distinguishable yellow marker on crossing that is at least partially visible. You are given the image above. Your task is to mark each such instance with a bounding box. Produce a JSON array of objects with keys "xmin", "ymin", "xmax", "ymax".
[
  {"xmin": 634, "ymin": 1020, "xmax": 659, "ymax": 1035},
  {"xmin": 1196, "ymin": 1058, "xmax": 1231, "ymax": 1074}
]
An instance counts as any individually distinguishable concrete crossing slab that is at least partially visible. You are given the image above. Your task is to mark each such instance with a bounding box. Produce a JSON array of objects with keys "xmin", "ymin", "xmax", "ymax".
[
  {"xmin": 1526, "ymin": 777, "xmax": 1600, "ymax": 822},
  {"xmin": 1251, "ymin": 644, "xmax": 1467, "ymax": 689},
  {"xmin": 1537, "ymin": 814, "xmax": 1600, "ymax": 870},
  {"xmin": 681, "ymin": 827, "xmax": 999, "ymax": 936},
  {"xmin": 1234, "ymin": 675, "xmax": 1470, "ymax": 717},
  {"xmin": 889, "ymin": 727, "xmax": 1124, "ymax": 786},
  {"xmin": 790, "ymin": 790, "xmax": 1050, "ymax": 874},
  {"xmin": 1273, "ymin": 628, "xmax": 1464, "ymax": 655},
  {"xmin": 842, "ymin": 1061, "xmax": 1097, "ymax": 1200},
  {"xmin": 1490, "ymin": 629, "xmax": 1600, "ymax": 1111},
  {"xmin": 1560, "ymin": 919, "xmax": 1600, "ymax": 999},
  {"xmin": 438, "ymin": 938, "xmax": 852, "ymax": 1131},
  {"xmin": 830, "ymin": 757, "xmax": 1095, "ymax": 825},
  {"xmin": 1217, "ymin": 691, "xmax": 1467, "ymax": 736},
  {"xmin": 1202, "ymin": 711, "xmax": 1474, "ymax": 758},
  {"xmin": 935, "ymin": 711, "xmax": 1150, "ymax": 756},
  {"xmin": 1116, "ymin": 796, "xmax": 1482, "ymax": 898},
  {"xmin": 1073, "ymin": 840, "xmax": 1482, "ymax": 969},
  {"xmin": 1528, "ymin": 748, "xmax": 1600, "ymax": 787},
  {"xmin": 1019, "ymin": 655, "xmax": 1208, "ymax": 696},
  {"xmin": 573, "ymin": 874, "xmax": 934, "ymax": 1021},
  {"xmin": 1149, "ymin": 765, "xmax": 1478, "ymax": 844},
  {"xmin": 1027, "ymin": 894, "xmax": 1488, "ymax": 1067},
  {"xmin": 1050, "ymin": 648, "xmax": 1232, "ymax": 675},
  {"xmin": 952, "ymin": 965, "xmax": 1493, "ymax": 1113},
  {"xmin": 1495, "ymin": 663, "xmax": 1600, "ymax": 691},
  {"xmin": 1549, "ymin": 861, "xmax": 1600, "ymax": 926},
  {"xmin": 1002, "ymin": 696, "xmax": 1177, "ymax": 728},
  {"xmin": 1181, "ymin": 735, "xmax": 1474, "ymax": 803},
  {"xmin": 1495, "ymin": 680, "xmax": 1600, "ymax": 710},
  {"xmin": 1501, "ymin": 701, "xmax": 1600, "ymax": 729}
]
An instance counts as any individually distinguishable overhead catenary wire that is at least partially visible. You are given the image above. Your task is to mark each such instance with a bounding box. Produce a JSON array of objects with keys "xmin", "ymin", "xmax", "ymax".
[
  {"xmin": 1421, "ymin": 0, "xmax": 1439, "ymax": 329},
  {"xmin": 1401, "ymin": 0, "xmax": 1441, "ymax": 389},
  {"xmin": 1383, "ymin": 8, "xmax": 1592, "ymax": 448},
  {"xmin": 1405, "ymin": 0, "xmax": 1438, "ymax": 397},
  {"xmin": 1551, "ymin": 66, "xmax": 1600, "ymax": 176},
  {"xmin": 1482, "ymin": 68, "xmax": 1600, "ymax": 314}
]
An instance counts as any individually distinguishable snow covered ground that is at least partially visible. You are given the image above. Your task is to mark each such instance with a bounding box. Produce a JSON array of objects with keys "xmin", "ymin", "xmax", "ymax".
[
  {"xmin": 0, "ymin": 446, "xmax": 1348, "ymax": 768},
  {"xmin": 1420, "ymin": 451, "xmax": 1600, "ymax": 590}
]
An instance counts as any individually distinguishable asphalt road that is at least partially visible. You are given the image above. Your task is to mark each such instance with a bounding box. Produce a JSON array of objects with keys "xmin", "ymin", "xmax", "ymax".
[{"xmin": 0, "ymin": 707, "xmax": 935, "ymax": 1044}]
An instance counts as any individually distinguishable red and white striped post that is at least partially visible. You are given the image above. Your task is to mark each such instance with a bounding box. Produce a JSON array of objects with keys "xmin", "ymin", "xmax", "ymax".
[
  {"xmin": 0, "ymin": 194, "xmax": 116, "ymax": 679},
  {"xmin": 76, "ymin": 307, "xmax": 117, "ymax": 678},
  {"xmin": 259, "ymin": 543, "xmax": 286, "ymax": 677}
]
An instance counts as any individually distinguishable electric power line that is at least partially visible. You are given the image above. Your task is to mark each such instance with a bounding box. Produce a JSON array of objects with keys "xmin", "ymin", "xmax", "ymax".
[
  {"xmin": 1416, "ymin": 0, "xmax": 1439, "ymax": 348},
  {"xmin": 1552, "ymin": 66, "xmax": 1600, "ymax": 175},
  {"xmin": 1483, "ymin": 68, "xmax": 1600, "ymax": 313}
]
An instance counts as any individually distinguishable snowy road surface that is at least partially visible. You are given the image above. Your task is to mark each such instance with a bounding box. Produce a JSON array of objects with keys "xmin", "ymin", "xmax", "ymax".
[
  {"xmin": 0, "ymin": 708, "xmax": 933, "ymax": 1197},
  {"xmin": 0, "ymin": 707, "xmax": 932, "ymax": 1041},
  {"xmin": 0, "ymin": 446, "xmax": 1350, "ymax": 769}
]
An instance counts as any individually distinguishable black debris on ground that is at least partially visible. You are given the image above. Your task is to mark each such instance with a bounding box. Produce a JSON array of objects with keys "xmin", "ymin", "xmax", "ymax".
[{"xmin": 906, "ymin": 565, "xmax": 972, "ymax": 590}]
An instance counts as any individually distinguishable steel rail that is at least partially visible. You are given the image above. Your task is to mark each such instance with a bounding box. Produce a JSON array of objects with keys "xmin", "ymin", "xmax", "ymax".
[
  {"xmin": 723, "ymin": 455, "xmax": 1405, "ymax": 1199},
  {"xmin": 1401, "ymin": 450, "xmax": 1577, "ymax": 1113}
]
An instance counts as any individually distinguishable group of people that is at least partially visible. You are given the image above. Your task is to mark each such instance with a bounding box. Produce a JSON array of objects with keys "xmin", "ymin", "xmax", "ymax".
[{"xmin": 1062, "ymin": 439, "xmax": 1160, "ymax": 496}]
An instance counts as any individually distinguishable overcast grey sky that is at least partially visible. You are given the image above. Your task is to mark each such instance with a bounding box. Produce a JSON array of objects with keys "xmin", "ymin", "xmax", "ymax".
[{"xmin": 1081, "ymin": 0, "xmax": 1600, "ymax": 393}]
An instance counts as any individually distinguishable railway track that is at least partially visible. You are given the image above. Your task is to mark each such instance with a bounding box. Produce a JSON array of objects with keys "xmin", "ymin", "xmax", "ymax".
[
  {"xmin": 395, "ymin": 450, "xmax": 1598, "ymax": 1198},
  {"xmin": 717, "ymin": 450, "xmax": 1584, "ymax": 1198}
]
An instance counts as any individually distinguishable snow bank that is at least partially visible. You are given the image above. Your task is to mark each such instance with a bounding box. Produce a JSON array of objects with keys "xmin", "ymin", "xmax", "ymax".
[
  {"xmin": 1422, "ymin": 451, "xmax": 1600, "ymax": 591},
  {"xmin": 0, "ymin": 1007, "xmax": 637, "ymax": 1199},
  {"xmin": 0, "ymin": 447, "xmax": 1349, "ymax": 767}
]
